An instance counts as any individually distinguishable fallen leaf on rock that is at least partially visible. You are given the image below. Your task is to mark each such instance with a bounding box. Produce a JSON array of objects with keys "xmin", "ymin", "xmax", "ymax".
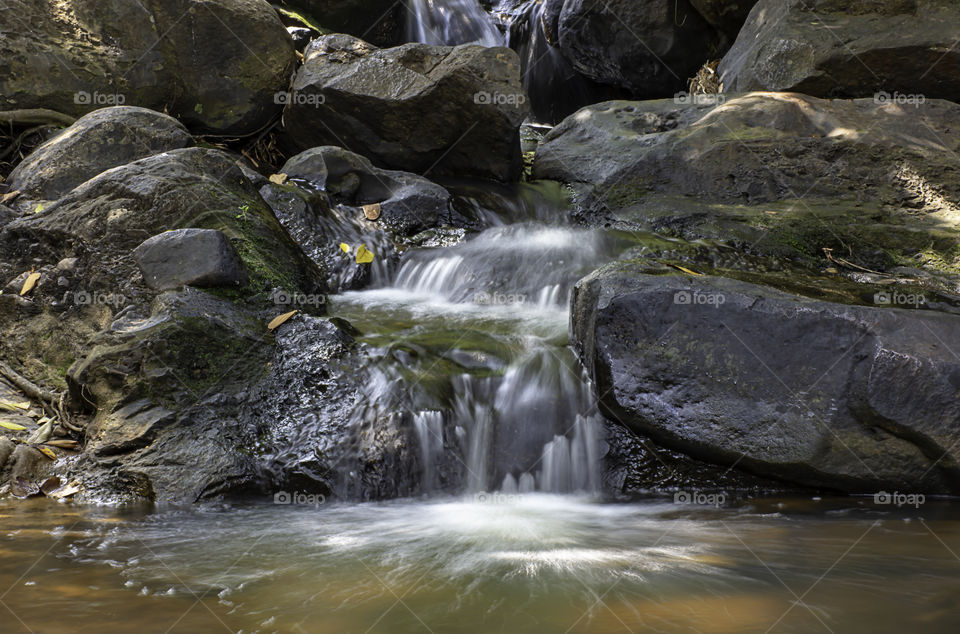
[
  {"xmin": 269, "ymin": 173, "xmax": 288, "ymax": 185},
  {"xmin": 0, "ymin": 190, "xmax": 20, "ymax": 204},
  {"xmin": 37, "ymin": 446, "xmax": 57, "ymax": 460},
  {"xmin": 268, "ymin": 310, "xmax": 298, "ymax": 331},
  {"xmin": 20, "ymin": 271, "xmax": 41, "ymax": 295},
  {"xmin": 39, "ymin": 476, "xmax": 61, "ymax": 496},
  {"xmin": 26, "ymin": 420, "xmax": 53, "ymax": 444},
  {"xmin": 0, "ymin": 401, "xmax": 30, "ymax": 411},
  {"xmin": 0, "ymin": 421, "xmax": 26, "ymax": 431},
  {"xmin": 340, "ymin": 243, "xmax": 350, "ymax": 253},
  {"xmin": 362, "ymin": 203, "xmax": 381, "ymax": 220},
  {"xmin": 666, "ymin": 263, "xmax": 703, "ymax": 276},
  {"xmin": 356, "ymin": 244, "xmax": 375, "ymax": 264},
  {"xmin": 48, "ymin": 481, "xmax": 81, "ymax": 499},
  {"xmin": 45, "ymin": 439, "xmax": 79, "ymax": 450}
]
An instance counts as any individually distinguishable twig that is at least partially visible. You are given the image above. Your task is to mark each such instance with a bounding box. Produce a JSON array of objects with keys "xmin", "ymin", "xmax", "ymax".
[{"xmin": 0, "ymin": 109, "xmax": 76, "ymax": 127}]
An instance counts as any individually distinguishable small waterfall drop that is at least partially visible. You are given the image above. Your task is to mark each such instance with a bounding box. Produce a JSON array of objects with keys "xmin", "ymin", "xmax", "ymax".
[{"xmin": 406, "ymin": 0, "xmax": 504, "ymax": 46}]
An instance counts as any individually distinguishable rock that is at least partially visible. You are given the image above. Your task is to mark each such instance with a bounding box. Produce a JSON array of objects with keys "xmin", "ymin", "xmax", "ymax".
[
  {"xmin": 134, "ymin": 229, "xmax": 249, "ymax": 291},
  {"xmin": 283, "ymin": 35, "xmax": 529, "ymax": 181},
  {"xmin": 557, "ymin": 0, "xmax": 720, "ymax": 97},
  {"xmin": 279, "ymin": 0, "xmax": 404, "ymax": 46},
  {"xmin": 281, "ymin": 146, "xmax": 455, "ymax": 236},
  {"xmin": 6, "ymin": 107, "xmax": 193, "ymax": 202},
  {"xmin": 0, "ymin": 0, "xmax": 295, "ymax": 134},
  {"xmin": 0, "ymin": 437, "xmax": 14, "ymax": 470},
  {"xmin": 3, "ymin": 147, "xmax": 324, "ymax": 298},
  {"xmin": 719, "ymin": 0, "xmax": 960, "ymax": 101},
  {"xmin": 572, "ymin": 263, "xmax": 960, "ymax": 493},
  {"xmin": 534, "ymin": 93, "xmax": 960, "ymax": 275},
  {"xmin": 690, "ymin": 0, "xmax": 759, "ymax": 41}
]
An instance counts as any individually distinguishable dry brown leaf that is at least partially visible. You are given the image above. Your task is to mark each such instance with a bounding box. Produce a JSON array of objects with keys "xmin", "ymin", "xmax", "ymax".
[
  {"xmin": 269, "ymin": 173, "xmax": 288, "ymax": 185},
  {"xmin": 0, "ymin": 190, "xmax": 20, "ymax": 204},
  {"xmin": 20, "ymin": 271, "xmax": 41, "ymax": 295},
  {"xmin": 362, "ymin": 203, "xmax": 381, "ymax": 221},
  {"xmin": 268, "ymin": 310, "xmax": 298, "ymax": 331},
  {"xmin": 45, "ymin": 439, "xmax": 79, "ymax": 450},
  {"xmin": 48, "ymin": 481, "xmax": 81, "ymax": 499},
  {"xmin": 0, "ymin": 401, "xmax": 30, "ymax": 411}
]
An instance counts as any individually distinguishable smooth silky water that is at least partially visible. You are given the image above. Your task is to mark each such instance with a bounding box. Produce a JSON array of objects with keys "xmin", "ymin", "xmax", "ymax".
[
  {"xmin": 3, "ymin": 497, "xmax": 960, "ymax": 632},
  {"xmin": 2, "ymin": 187, "xmax": 959, "ymax": 633}
]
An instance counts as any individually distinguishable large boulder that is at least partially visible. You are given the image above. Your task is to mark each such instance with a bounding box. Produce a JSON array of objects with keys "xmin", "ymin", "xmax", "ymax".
[
  {"xmin": 282, "ymin": 35, "xmax": 529, "ymax": 181},
  {"xmin": 572, "ymin": 263, "xmax": 960, "ymax": 493},
  {"xmin": 6, "ymin": 107, "xmax": 193, "ymax": 202},
  {"xmin": 281, "ymin": 146, "xmax": 455, "ymax": 236},
  {"xmin": 557, "ymin": 0, "xmax": 720, "ymax": 97},
  {"xmin": 534, "ymin": 93, "xmax": 960, "ymax": 276},
  {"xmin": 0, "ymin": 0, "xmax": 295, "ymax": 134},
  {"xmin": 719, "ymin": 0, "xmax": 960, "ymax": 101}
]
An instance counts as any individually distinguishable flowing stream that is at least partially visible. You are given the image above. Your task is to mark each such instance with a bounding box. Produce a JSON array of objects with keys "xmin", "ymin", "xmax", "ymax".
[{"xmin": 2, "ymin": 176, "xmax": 960, "ymax": 633}]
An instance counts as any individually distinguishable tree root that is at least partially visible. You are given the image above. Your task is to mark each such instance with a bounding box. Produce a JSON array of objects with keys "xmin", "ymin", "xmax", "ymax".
[{"xmin": 0, "ymin": 109, "xmax": 76, "ymax": 127}]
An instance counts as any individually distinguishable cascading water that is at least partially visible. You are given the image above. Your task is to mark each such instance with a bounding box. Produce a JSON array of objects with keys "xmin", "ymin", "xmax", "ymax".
[
  {"xmin": 406, "ymin": 0, "xmax": 504, "ymax": 46},
  {"xmin": 331, "ymin": 188, "xmax": 621, "ymax": 496},
  {"xmin": 496, "ymin": 0, "xmax": 600, "ymax": 123}
]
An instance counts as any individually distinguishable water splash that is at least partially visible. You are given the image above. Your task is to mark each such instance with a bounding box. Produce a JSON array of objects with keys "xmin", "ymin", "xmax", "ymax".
[{"xmin": 406, "ymin": 0, "xmax": 504, "ymax": 46}]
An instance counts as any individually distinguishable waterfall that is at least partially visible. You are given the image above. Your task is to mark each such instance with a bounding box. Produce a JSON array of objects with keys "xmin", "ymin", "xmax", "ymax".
[
  {"xmin": 339, "ymin": 223, "xmax": 614, "ymax": 496},
  {"xmin": 406, "ymin": 0, "xmax": 504, "ymax": 47}
]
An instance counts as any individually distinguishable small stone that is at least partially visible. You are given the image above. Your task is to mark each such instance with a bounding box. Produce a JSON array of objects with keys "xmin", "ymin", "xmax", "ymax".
[
  {"xmin": 133, "ymin": 229, "xmax": 248, "ymax": 291},
  {"xmin": 57, "ymin": 257, "xmax": 78, "ymax": 271}
]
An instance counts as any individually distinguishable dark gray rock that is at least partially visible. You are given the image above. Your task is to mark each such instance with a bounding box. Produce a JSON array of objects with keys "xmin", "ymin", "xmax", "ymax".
[
  {"xmin": 134, "ymin": 228, "xmax": 248, "ymax": 291},
  {"xmin": 283, "ymin": 35, "xmax": 529, "ymax": 181},
  {"xmin": 558, "ymin": 0, "xmax": 720, "ymax": 97},
  {"xmin": 0, "ymin": 0, "xmax": 295, "ymax": 134},
  {"xmin": 281, "ymin": 146, "xmax": 455, "ymax": 236},
  {"xmin": 572, "ymin": 263, "xmax": 960, "ymax": 493},
  {"xmin": 7, "ymin": 107, "xmax": 193, "ymax": 202},
  {"xmin": 719, "ymin": 0, "xmax": 960, "ymax": 101}
]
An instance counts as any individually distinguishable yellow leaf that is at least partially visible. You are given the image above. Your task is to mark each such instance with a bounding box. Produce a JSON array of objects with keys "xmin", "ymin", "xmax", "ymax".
[
  {"xmin": 667, "ymin": 263, "xmax": 703, "ymax": 276},
  {"xmin": 0, "ymin": 401, "xmax": 30, "ymax": 411},
  {"xmin": 45, "ymin": 439, "xmax": 79, "ymax": 450},
  {"xmin": 20, "ymin": 272, "xmax": 41, "ymax": 295},
  {"xmin": 37, "ymin": 446, "xmax": 57, "ymax": 460},
  {"xmin": 0, "ymin": 421, "xmax": 26, "ymax": 431},
  {"xmin": 362, "ymin": 203, "xmax": 381, "ymax": 220},
  {"xmin": 269, "ymin": 173, "xmax": 288, "ymax": 185},
  {"xmin": 268, "ymin": 310, "xmax": 298, "ymax": 331},
  {"xmin": 340, "ymin": 243, "xmax": 350, "ymax": 254},
  {"xmin": 356, "ymin": 244, "xmax": 375, "ymax": 264}
]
